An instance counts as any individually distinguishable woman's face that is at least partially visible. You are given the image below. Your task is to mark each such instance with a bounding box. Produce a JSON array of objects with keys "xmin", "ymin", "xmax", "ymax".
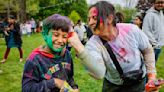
[
  {"xmin": 88, "ymin": 7, "xmax": 99, "ymax": 35},
  {"xmin": 133, "ymin": 16, "xmax": 142, "ymax": 27},
  {"xmin": 50, "ymin": 29, "xmax": 68, "ymax": 50},
  {"xmin": 88, "ymin": 6, "xmax": 115, "ymax": 37}
]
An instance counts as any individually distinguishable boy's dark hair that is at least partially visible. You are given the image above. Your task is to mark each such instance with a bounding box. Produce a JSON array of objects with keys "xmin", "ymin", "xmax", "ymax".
[
  {"xmin": 42, "ymin": 14, "xmax": 71, "ymax": 35},
  {"xmin": 89, "ymin": 1, "xmax": 116, "ymax": 28}
]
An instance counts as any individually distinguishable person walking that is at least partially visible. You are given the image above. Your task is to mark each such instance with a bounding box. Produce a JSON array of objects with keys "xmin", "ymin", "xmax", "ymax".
[{"xmin": 1, "ymin": 15, "xmax": 23, "ymax": 63}]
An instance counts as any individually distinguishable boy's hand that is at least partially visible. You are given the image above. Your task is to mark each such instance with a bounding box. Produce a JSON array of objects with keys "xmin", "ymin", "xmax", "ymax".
[
  {"xmin": 73, "ymin": 89, "xmax": 80, "ymax": 92},
  {"xmin": 60, "ymin": 81, "xmax": 75, "ymax": 92},
  {"xmin": 54, "ymin": 78, "xmax": 65, "ymax": 89}
]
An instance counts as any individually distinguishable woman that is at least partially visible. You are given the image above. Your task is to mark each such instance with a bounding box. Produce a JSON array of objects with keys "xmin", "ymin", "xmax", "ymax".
[
  {"xmin": 133, "ymin": 15, "xmax": 143, "ymax": 29},
  {"xmin": 68, "ymin": 1, "xmax": 159, "ymax": 92}
]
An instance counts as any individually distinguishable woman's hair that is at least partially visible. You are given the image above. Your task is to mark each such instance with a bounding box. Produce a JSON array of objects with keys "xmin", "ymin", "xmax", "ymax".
[
  {"xmin": 89, "ymin": 1, "xmax": 116, "ymax": 28},
  {"xmin": 42, "ymin": 14, "xmax": 71, "ymax": 35},
  {"xmin": 136, "ymin": 15, "xmax": 143, "ymax": 29},
  {"xmin": 136, "ymin": 15, "xmax": 143, "ymax": 22}
]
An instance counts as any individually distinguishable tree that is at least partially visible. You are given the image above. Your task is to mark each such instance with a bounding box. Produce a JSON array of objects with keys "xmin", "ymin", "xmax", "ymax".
[
  {"xmin": 37, "ymin": 0, "xmax": 88, "ymax": 22},
  {"xmin": 0, "ymin": 0, "xmax": 16, "ymax": 18},
  {"xmin": 0, "ymin": 0, "xmax": 88, "ymax": 23},
  {"xmin": 69, "ymin": 10, "xmax": 81, "ymax": 24},
  {"xmin": 71, "ymin": 0, "xmax": 88, "ymax": 22},
  {"xmin": 26, "ymin": 0, "xmax": 39, "ymax": 17},
  {"xmin": 115, "ymin": 5, "xmax": 137, "ymax": 23},
  {"xmin": 136, "ymin": 0, "xmax": 154, "ymax": 12},
  {"xmin": 125, "ymin": 0, "xmax": 134, "ymax": 8},
  {"xmin": 18, "ymin": 0, "xmax": 26, "ymax": 23}
]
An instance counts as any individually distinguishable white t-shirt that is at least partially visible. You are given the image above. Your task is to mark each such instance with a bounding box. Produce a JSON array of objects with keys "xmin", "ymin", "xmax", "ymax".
[{"xmin": 79, "ymin": 23, "xmax": 154, "ymax": 85}]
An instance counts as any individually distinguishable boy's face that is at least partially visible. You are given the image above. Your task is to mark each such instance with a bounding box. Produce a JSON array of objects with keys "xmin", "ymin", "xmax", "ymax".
[{"xmin": 50, "ymin": 29, "xmax": 68, "ymax": 50}]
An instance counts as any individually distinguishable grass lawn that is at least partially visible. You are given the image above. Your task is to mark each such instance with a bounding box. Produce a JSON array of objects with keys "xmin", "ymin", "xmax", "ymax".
[{"xmin": 0, "ymin": 33, "xmax": 164, "ymax": 92}]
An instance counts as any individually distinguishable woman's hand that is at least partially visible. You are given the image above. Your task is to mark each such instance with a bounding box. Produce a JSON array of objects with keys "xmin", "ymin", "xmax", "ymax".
[{"xmin": 68, "ymin": 32, "xmax": 85, "ymax": 54}]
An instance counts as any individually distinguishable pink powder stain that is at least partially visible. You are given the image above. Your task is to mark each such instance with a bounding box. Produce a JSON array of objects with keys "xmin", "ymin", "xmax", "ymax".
[
  {"xmin": 115, "ymin": 23, "xmax": 132, "ymax": 44},
  {"xmin": 90, "ymin": 7, "xmax": 98, "ymax": 17},
  {"xmin": 117, "ymin": 23, "xmax": 131, "ymax": 35},
  {"xmin": 119, "ymin": 48, "xmax": 127, "ymax": 57},
  {"xmin": 45, "ymin": 74, "xmax": 51, "ymax": 80}
]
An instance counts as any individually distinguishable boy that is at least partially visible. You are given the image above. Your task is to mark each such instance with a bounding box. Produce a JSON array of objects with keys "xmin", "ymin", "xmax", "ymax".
[{"xmin": 22, "ymin": 14, "xmax": 79, "ymax": 92}]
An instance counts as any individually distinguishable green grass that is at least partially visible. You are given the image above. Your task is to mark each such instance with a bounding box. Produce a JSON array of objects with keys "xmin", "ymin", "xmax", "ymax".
[{"xmin": 0, "ymin": 33, "xmax": 164, "ymax": 92}]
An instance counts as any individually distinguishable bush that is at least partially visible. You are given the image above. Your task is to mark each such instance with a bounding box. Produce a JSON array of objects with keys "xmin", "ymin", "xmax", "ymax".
[
  {"xmin": 69, "ymin": 10, "xmax": 81, "ymax": 25},
  {"xmin": 115, "ymin": 5, "xmax": 137, "ymax": 23}
]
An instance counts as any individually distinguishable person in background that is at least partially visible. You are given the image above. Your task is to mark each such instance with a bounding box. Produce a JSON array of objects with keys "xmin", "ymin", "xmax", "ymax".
[
  {"xmin": 36, "ymin": 19, "xmax": 42, "ymax": 33},
  {"xmin": 20, "ymin": 22, "xmax": 27, "ymax": 35},
  {"xmin": 68, "ymin": 1, "xmax": 159, "ymax": 92},
  {"xmin": 142, "ymin": 0, "xmax": 164, "ymax": 62},
  {"xmin": 1, "ymin": 15, "xmax": 23, "ymax": 63},
  {"xmin": 26, "ymin": 21, "xmax": 32, "ymax": 37},
  {"xmin": 115, "ymin": 12, "xmax": 125, "ymax": 23},
  {"xmin": 133, "ymin": 14, "xmax": 143, "ymax": 29},
  {"xmin": 74, "ymin": 19, "xmax": 87, "ymax": 45},
  {"xmin": 22, "ymin": 14, "xmax": 79, "ymax": 92},
  {"xmin": 30, "ymin": 18, "xmax": 36, "ymax": 34}
]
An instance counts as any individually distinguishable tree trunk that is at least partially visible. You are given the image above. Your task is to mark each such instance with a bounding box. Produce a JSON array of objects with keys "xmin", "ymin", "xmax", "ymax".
[
  {"xmin": 19, "ymin": 0, "xmax": 26, "ymax": 23},
  {"xmin": 7, "ymin": 0, "xmax": 11, "ymax": 18}
]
